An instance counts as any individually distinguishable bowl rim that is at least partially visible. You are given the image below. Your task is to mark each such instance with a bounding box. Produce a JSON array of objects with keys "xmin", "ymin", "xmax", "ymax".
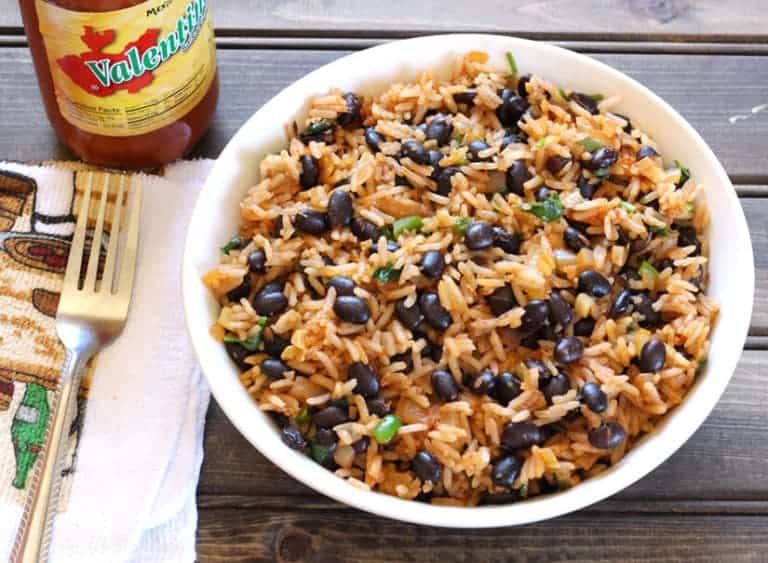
[{"xmin": 183, "ymin": 33, "xmax": 754, "ymax": 528}]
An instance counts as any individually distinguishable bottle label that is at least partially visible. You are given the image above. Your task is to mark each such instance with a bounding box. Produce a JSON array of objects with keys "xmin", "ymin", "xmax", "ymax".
[{"xmin": 35, "ymin": 0, "xmax": 216, "ymax": 137}]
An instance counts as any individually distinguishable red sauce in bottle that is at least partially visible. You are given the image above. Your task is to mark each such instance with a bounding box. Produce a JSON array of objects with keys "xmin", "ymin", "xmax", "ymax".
[{"xmin": 19, "ymin": 0, "xmax": 219, "ymax": 169}]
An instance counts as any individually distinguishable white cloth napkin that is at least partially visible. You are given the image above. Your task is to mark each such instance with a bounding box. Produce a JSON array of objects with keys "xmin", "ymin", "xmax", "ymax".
[{"xmin": 0, "ymin": 160, "xmax": 214, "ymax": 562}]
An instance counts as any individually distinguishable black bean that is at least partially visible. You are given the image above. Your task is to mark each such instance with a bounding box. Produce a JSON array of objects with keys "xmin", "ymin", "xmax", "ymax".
[
  {"xmin": 428, "ymin": 150, "xmax": 443, "ymax": 178},
  {"xmin": 421, "ymin": 341, "xmax": 443, "ymax": 363},
  {"xmin": 261, "ymin": 281, "xmax": 284, "ymax": 295},
  {"xmin": 281, "ymin": 426, "xmax": 307, "ymax": 451},
  {"xmin": 467, "ymin": 371, "xmax": 496, "ymax": 396},
  {"xmin": 263, "ymin": 333, "xmax": 290, "ymax": 358},
  {"xmin": 629, "ymin": 232, "xmax": 653, "ymax": 256},
  {"xmin": 570, "ymin": 92, "xmax": 598, "ymax": 114},
  {"xmin": 588, "ymin": 421, "xmax": 626, "ymax": 449},
  {"xmin": 506, "ymin": 160, "xmax": 532, "ymax": 196},
  {"xmin": 419, "ymin": 250, "xmax": 445, "ymax": 280},
  {"xmin": 634, "ymin": 292, "xmax": 662, "ymax": 328},
  {"xmin": 546, "ymin": 155, "xmax": 571, "ymax": 176},
  {"xmin": 501, "ymin": 422, "xmax": 547, "ymax": 450},
  {"xmin": 555, "ymin": 337, "xmax": 584, "ymax": 364},
  {"xmin": 431, "ymin": 370, "xmax": 460, "ymax": 402},
  {"xmin": 517, "ymin": 74, "xmax": 532, "ymax": 98},
  {"xmin": 579, "ymin": 381, "xmax": 607, "ymax": 413},
  {"xmin": 620, "ymin": 266, "xmax": 640, "ymax": 281},
  {"xmin": 487, "ymin": 285, "xmax": 518, "ymax": 316},
  {"xmin": 656, "ymin": 258, "xmax": 674, "ymax": 272},
  {"xmin": 534, "ymin": 186, "xmax": 553, "ymax": 202},
  {"xmin": 315, "ymin": 427, "xmax": 337, "ymax": 445},
  {"xmin": 225, "ymin": 341, "xmax": 252, "ymax": 371},
  {"xmin": 261, "ymin": 358, "xmax": 289, "ymax": 380},
  {"xmin": 337, "ymin": 92, "xmax": 362, "ymax": 127},
  {"xmin": 611, "ymin": 112, "xmax": 633, "ymax": 134},
  {"xmin": 468, "ymin": 139, "xmax": 491, "ymax": 162},
  {"xmin": 352, "ymin": 436, "xmax": 370, "ymax": 454},
  {"xmin": 327, "ymin": 189, "xmax": 353, "ymax": 228},
  {"xmin": 253, "ymin": 287, "xmax": 288, "ymax": 316},
  {"xmin": 585, "ymin": 147, "xmax": 619, "ymax": 171},
  {"xmin": 401, "ymin": 140, "xmax": 430, "ymax": 165},
  {"xmin": 426, "ymin": 115, "xmax": 453, "ymax": 146},
  {"xmin": 349, "ymin": 362, "xmax": 380, "ymax": 398},
  {"xmin": 564, "ymin": 226, "xmax": 590, "ymax": 251},
  {"xmin": 610, "ymin": 288, "xmax": 633, "ymax": 318},
  {"xmin": 492, "ymin": 226, "xmax": 521, "ymax": 254},
  {"xmin": 371, "ymin": 239, "xmax": 401, "ymax": 255},
  {"xmin": 364, "ymin": 127, "xmax": 383, "ymax": 152},
  {"xmin": 526, "ymin": 360, "xmax": 550, "ymax": 378},
  {"xmin": 548, "ymin": 291, "xmax": 573, "ymax": 327},
  {"xmin": 639, "ymin": 338, "xmax": 666, "ymax": 372},
  {"xmin": 453, "ymin": 88, "xmax": 477, "ymax": 105},
  {"xmin": 541, "ymin": 372, "xmax": 571, "ymax": 403},
  {"xmin": 636, "ymin": 145, "xmax": 658, "ymax": 160},
  {"xmin": 501, "ymin": 134, "xmax": 523, "ymax": 150},
  {"xmin": 677, "ymin": 226, "xmax": 701, "ymax": 255},
  {"xmin": 520, "ymin": 332, "xmax": 541, "ymax": 350},
  {"xmin": 350, "ymin": 216, "xmax": 382, "ymax": 241},
  {"xmin": 464, "ymin": 222, "xmax": 495, "ymax": 250},
  {"xmin": 295, "ymin": 209, "xmax": 329, "ymax": 235},
  {"xmin": 491, "ymin": 455, "xmax": 523, "ymax": 488},
  {"xmin": 299, "ymin": 155, "xmax": 320, "ymax": 189},
  {"xmin": 334, "ymin": 177, "xmax": 351, "ymax": 188},
  {"xmin": 226, "ymin": 276, "xmax": 252, "ymax": 302},
  {"xmin": 333, "ymin": 295, "xmax": 371, "ymax": 324},
  {"xmin": 434, "ymin": 166, "xmax": 460, "ymax": 195},
  {"xmin": 578, "ymin": 176, "xmax": 598, "ymax": 199},
  {"xmin": 395, "ymin": 299, "xmax": 424, "ymax": 332},
  {"xmin": 326, "ymin": 276, "xmax": 356, "ymax": 297},
  {"xmin": 271, "ymin": 215, "xmax": 284, "ymax": 237},
  {"xmin": 413, "ymin": 450, "xmax": 442, "ymax": 484},
  {"xmin": 494, "ymin": 372, "xmax": 523, "ymax": 405},
  {"xmin": 578, "ymin": 270, "xmax": 611, "ymax": 297},
  {"xmin": 390, "ymin": 352, "xmax": 414, "ymax": 374},
  {"xmin": 496, "ymin": 90, "xmax": 529, "ymax": 127},
  {"xmin": 313, "ymin": 406, "xmax": 348, "ymax": 429},
  {"xmin": 419, "ymin": 292, "xmax": 453, "ymax": 331},
  {"xmin": 520, "ymin": 299, "xmax": 551, "ymax": 333},
  {"xmin": 367, "ymin": 398, "xmax": 391, "ymax": 417},
  {"xmin": 244, "ymin": 251, "xmax": 267, "ymax": 275},
  {"xmin": 573, "ymin": 317, "xmax": 596, "ymax": 337}
]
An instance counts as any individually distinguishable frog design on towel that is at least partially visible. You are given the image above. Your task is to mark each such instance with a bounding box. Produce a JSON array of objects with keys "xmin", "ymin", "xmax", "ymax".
[{"xmin": 0, "ymin": 167, "xmax": 99, "ymax": 492}]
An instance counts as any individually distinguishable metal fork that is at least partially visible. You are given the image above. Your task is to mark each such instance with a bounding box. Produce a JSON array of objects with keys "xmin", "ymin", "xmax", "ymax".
[{"xmin": 11, "ymin": 172, "xmax": 143, "ymax": 563}]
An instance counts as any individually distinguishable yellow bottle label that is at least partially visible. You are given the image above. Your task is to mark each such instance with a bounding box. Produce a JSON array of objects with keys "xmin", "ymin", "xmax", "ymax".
[{"xmin": 35, "ymin": 0, "xmax": 217, "ymax": 137}]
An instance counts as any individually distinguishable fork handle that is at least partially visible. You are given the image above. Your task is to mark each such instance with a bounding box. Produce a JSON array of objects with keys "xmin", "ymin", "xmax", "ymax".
[{"xmin": 11, "ymin": 348, "xmax": 89, "ymax": 563}]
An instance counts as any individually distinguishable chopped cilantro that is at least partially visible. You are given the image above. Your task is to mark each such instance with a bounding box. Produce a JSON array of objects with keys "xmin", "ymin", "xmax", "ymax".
[
  {"xmin": 697, "ymin": 357, "xmax": 708, "ymax": 375},
  {"xmin": 593, "ymin": 167, "xmax": 611, "ymax": 179},
  {"xmin": 650, "ymin": 225, "xmax": 669, "ymax": 236},
  {"xmin": 505, "ymin": 51, "xmax": 518, "ymax": 76},
  {"xmin": 619, "ymin": 200, "xmax": 636, "ymax": 213},
  {"xmin": 557, "ymin": 87, "xmax": 569, "ymax": 101},
  {"xmin": 373, "ymin": 262, "xmax": 401, "ymax": 283},
  {"xmin": 304, "ymin": 118, "xmax": 335, "ymax": 136},
  {"xmin": 591, "ymin": 94, "xmax": 605, "ymax": 103},
  {"xmin": 522, "ymin": 193, "xmax": 564, "ymax": 223},
  {"xmin": 685, "ymin": 202, "xmax": 695, "ymax": 216},
  {"xmin": 380, "ymin": 225, "xmax": 396, "ymax": 241},
  {"xmin": 519, "ymin": 483, "xmax": 529, "ymax": 499},
  {"xmin": 580, "ymin": 137, "xmax": 603, "ymax": 152},
  {"xmin": 639, "ymin": 260, "xmax": 659, "ymax": 279},
  {"xmin": 294, "ymin": 408, "xmax": 310, "ymax": 426},
  {"xmin": 392, "ymin": 216, "xmax": 423, "ymax": 238},
  {"xmin": 223, "ymin": 319, "xmax": 267, "ymax": 352},
  {"xmin": 536, "ymin": 136, "xmax": 550, "ymax": 148},
  {"xmin": 310, "ymin": 442, "xmax": 335, "ymax": 465},
  {"xmin": 452, "ymin": 132, "xmax": 465, "ymax": 145},
  {"xmin": 220, "ymin": 234, "xmax": 242, "ymax": 255},
  {"xmin": 453, "ymin": 216, "xmax": 473, "ymax": 234},
  {"xmin": 674, "ymin": 159, "xmax": 691, "ymax": 186}
]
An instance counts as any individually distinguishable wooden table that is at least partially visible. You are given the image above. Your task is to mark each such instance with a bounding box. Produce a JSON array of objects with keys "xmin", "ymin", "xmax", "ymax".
[{"xmin": 2, "ymin": 2, "xmax": 767, "ymax": 560}]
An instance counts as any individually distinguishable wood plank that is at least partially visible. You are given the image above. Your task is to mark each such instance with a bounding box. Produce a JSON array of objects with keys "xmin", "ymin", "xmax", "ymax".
[
  {"xmin": 198, "ymin": 350, "xmax": 768, "ymax": 502},
  {"xmin": 2, "ymin": 0, "xmax": 767, "ymax": 40},
  {"xmin": 196, "ymin": 508, "xmax": 768, "ymax": 562},
  {"xmin": 1, "ymin": 47, "xmax": 767, "ymax": 181}
]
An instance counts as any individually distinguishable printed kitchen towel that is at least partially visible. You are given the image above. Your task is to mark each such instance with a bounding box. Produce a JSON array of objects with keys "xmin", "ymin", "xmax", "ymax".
[{"xmin": 0, "ymin": 160, "xmax": 214, "ymax": 562}]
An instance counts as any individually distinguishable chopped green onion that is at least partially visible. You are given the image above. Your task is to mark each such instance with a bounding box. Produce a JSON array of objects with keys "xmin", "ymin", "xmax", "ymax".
[
  {"xmin": 453, "ymin": 216, "xmax": 473, "ymax": 234},
  {"xmin": 373, "ymin": 262, "xmax": 401, "ymax": 283},
  {"xmin": 697, "ymin": 357, "xmax": 708, "ymax": 375},
  {"xmin": 310, "ymin": 442, "xmax": 335, "ymax": 465},
  {"xmin": 557, "ymin": 87, "xmax": 569, "ymax": 101},
  {"xmin": 522, "ymin": 193, "xmax": 564, "ymax": 223},
  {"xmin": 220, "ymin": 234, "xmax": 242, "ymax": 255},
  {"xmin": 590, "ymin": 94, "xmax": 605, "ymax": 103},
  {"xmin": 505, "ymin": 51, "xmax": 518, "ymax": 76},
  {"xmin": 650, "ymin": 225, "xmax": 669, "ymax": 236},
  {"xmin": 372, "ymin": 414, "xmax": 402, "ymax": 444},
  {"xmin": 294, "ymin": 408, "xmax": 310, "ymax": 426},
  {"xmin": 579, "ymin": 137, "xmax": 603, "ymax": 152},
  {"xmin": 452, "ymin": 132, "xmax": 465, "ymax": 145},
  {"xmin": 639, "ymin": 260, "xmax": 659, "ymax": 279},
  {"xmin": 593, "ymin": 167, "xmax": 611, "ymax": 179},
  {"xmin": 222, "ymin": 317, "xmax": 267, "ymax": 352},
  {"xmin": 304, "ymin": 118, "xmax": 335, "ymax": 136},
  {"xmin": 519, "ymin": 483, "xmax": 529, "ymax": 499},
  {"xmin": 380, "ymin": 225, "xmax": 396, "ymax": 241},
  {"xmin": 619, "ymin": 200, "xmax": 636, "ymax": 213},
  {"xmin": 674, "ymin": 159, "xmax": 691, "ymax": 186},
  {"xmin": 536, "ymin": 136, "xmax": 550, "ymax": 148},
  {"xmin": 392, "ymin": 216, "xmax": 424, "ymax": 238},
  {"xmin": 685, "ymin": 202, "xmax": 695, "ymax": 216}
]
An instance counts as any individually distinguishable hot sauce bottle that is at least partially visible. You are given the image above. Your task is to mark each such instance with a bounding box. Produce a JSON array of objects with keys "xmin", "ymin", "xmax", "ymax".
[{"xmin": 19, "ymin": 0, "xmax": 219, "ymax": 168}]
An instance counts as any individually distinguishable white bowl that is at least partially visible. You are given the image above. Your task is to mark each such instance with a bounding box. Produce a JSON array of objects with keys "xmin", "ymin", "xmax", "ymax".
[{"xmin": 183, "ymin": 34, "xmax": 754, "ymax": 527}]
